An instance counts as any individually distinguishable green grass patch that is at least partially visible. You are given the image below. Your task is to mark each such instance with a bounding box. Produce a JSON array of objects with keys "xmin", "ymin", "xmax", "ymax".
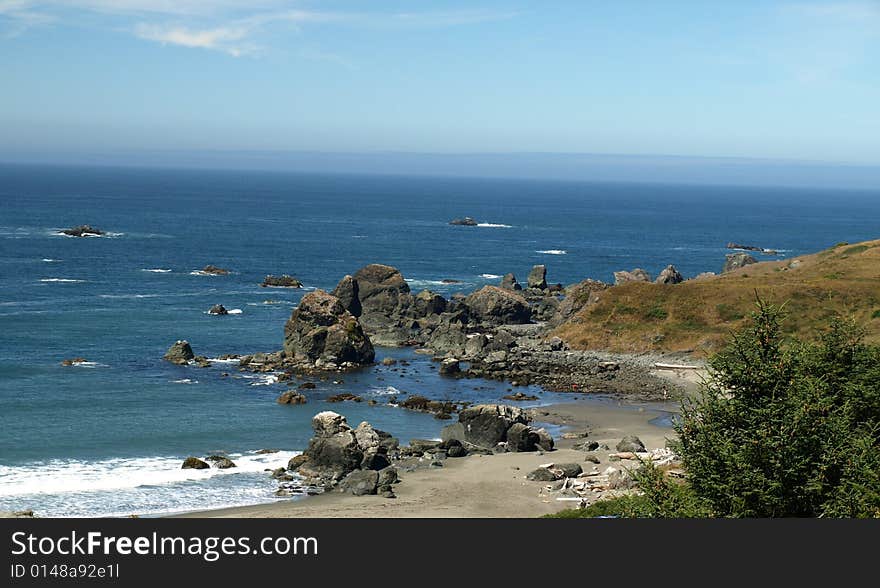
[
  {"xmin": 842, "ymin": 245, "xmax": 869, "ymax": 256},
  {"xmin": 643, "ymin": 306, "xmax": 668, "ymax": 321}
]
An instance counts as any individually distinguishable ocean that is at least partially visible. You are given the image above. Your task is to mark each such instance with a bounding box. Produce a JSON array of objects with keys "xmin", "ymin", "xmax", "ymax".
[{"xmin": 1, "ymin": 163, "xmax": 878, "ymax": 517}]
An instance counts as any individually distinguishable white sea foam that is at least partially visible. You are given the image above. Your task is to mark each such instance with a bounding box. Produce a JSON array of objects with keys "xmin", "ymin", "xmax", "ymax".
[
  {"xmin": 352, "ymin": 235, "xmax": 368, "ymax": 238},
  {"xmin": 249, "ymin": 374, "xmax": 280, "ymax": 386},
  {"xmin": 480, "ymin": 273, "xmax": 502, "ymax": 279},
  {"xmin": 405, "ymin": 278, "xmax": 465, "ymax": 288},
  {"xmin": 226, "ymin": 308, "xmax": 243, "ymax": 314},
  {"xmin": 369, "ymin": 385, "xmax": 401, "ymax": 396},
  {"xmin": 42, "ymin": 258, "xmax": 61, "ymax": 263},
  {"xmin": 172, "ymin": 378, "xmax": 197, "ymax": 384},
  {"xmin": 207, "ymin": 357, "xmax": 241, "ymax": 365},
  {"xmin": 99, "ymin": 293, "xmax": 159, "ymax": 299},
  {"xmin": 536, "ymin": 249, "xmax": 567, "ymax": 255},
  {"xmin": 141, "ymin": 268, "xmax": 172, "ymax": 273},
  {"xmin": 476, "ymin": 223, "xmax": 512, "ymax": 228},
  {"xmin": 40, "ymin": 278, "xmax": 85, "ymax": 283},
  {"xmin": 0, "ymin": 451, "xmax": 300, "ymax": 499},
  {"xmin": 70, "ymin": 361, "xmax": 108, "ymax": 368}
]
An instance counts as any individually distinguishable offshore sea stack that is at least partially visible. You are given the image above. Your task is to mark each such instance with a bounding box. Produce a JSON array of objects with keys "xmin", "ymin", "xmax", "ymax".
[{"xmin": 283, "ymin": 290, "xmax": 374, "ymax": 367}]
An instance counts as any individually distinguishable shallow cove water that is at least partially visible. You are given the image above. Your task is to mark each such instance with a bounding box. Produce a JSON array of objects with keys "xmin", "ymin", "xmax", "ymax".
[{"xmin": 1, "ymin": 163, "xmax": 878, "ymax": 516}]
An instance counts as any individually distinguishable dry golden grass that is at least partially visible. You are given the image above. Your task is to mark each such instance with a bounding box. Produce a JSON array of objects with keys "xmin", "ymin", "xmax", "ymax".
[{"xmin": 553, "ymin": 239, "xmax": 880, "ymax": 356}]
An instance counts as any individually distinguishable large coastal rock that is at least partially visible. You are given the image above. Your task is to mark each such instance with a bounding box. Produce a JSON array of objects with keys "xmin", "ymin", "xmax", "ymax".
[
  {"xmin": 655, "ymin": 265, "xmax": 684, "ymax": 284},
  {"xmin": 163, "ymin": 340, "xmax": 195, "ymax": 365},
  {"xmin": 449, "ymin": 217, "xmax": 478, "ymax": 226},
  {"xmin": 297, "ymin": 412, "xmax": 395, "ymax": 484},
  {"xmin": 452, "ymin": 404, "xmax": 527, "ymax": 449},
  {"xmin": 527, "ymin": 265, "xmax": 548, "ymax": 290},
  {"xmin": 283, "ymin": 290, "xmax": 374, "ymax": 366},
  {"xmin": 613, "ymin": 268, "xmax": 652, "ymax": 285},
  {"xmin": 723, "ymin": 253, "xmax": 757, "ymax": 273},
  {"xmin": 331, "ymin": 275, "xmax": 362, "ymax": 317},
  {"xmin": 463, "ymin": 286, "xmax": 531, "ymax": 326},
  {"xmin": 353, "ymin": 264, "xmax": 412, "ymax": 317}
]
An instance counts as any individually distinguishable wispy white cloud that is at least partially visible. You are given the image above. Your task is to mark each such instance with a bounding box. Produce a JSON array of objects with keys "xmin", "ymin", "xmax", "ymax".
[
  {"xmin": 134, "ymin": 23, "xmax": 252, "ymax": 56},
  {"xmin": 2, "ymin": 2, "xmax": 521, "ymax": 57}
]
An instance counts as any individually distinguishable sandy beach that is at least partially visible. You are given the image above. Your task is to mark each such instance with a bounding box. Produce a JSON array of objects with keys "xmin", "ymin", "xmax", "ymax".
[{"xmin": 176, "ymin": 397, "xmax": 679, "ymax": 519}]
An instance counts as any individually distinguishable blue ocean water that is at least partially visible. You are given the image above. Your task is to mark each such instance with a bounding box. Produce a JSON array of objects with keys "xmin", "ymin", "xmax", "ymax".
[{"xmin": 1, "ymin": 163, "xmax": 878, "ymax": 516}]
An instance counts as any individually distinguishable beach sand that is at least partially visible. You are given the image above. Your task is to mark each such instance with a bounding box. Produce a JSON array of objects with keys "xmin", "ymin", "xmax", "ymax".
[{"xmin": 176, "ymin": 399, "xmax": 678, "ymax": 519}]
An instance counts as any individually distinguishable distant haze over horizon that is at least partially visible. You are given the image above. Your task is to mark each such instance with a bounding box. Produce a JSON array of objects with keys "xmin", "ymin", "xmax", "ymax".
[
  {"xmin": 2, "ymin": 2, "xmax": 879, "ymax": 186},
  {"xmin": 2, "ymin": 150, "xmax": 880, "ymax": 191}
]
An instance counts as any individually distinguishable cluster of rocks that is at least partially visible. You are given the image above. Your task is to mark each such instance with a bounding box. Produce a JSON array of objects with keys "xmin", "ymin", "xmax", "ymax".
[
  {"xmin": 439, "ymin": 404, "xmax": 554, "ymax": 453},
  {"xmin": 181, "ymin": 455, "xmax": 237, "ymax": 469},
  {"xmin": 286, "ymin": 412, "xmax": 401, "ymax": 497},
  {"xmin": 727, "ymin": 242, "xmax": 778, "ymax": 255},
  {"xmin": 208, "ymin": 304, "xmax": 228, "ymax": 316},
  {"xmin": 261, "ymin": 275, "xmax": 303, "ymax": 288},
  {"xmin": 61, "ymin": 224, "xmax": 104, "ymax": 237},
  {"xmin": 613, "ymin": 265, "xmax": 683, "ymax": 285}
]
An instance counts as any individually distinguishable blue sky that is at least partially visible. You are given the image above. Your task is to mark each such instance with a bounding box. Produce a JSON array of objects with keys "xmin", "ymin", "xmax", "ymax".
[{"xmin": 1, "ymin": 1, "xmax": 879, "ymax": 172}]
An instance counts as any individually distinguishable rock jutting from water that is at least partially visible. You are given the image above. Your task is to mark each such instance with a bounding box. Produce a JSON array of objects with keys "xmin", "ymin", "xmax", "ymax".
[
  {"xmin": 283, "ymin": 289, "xmax": 375, "ymax": 368},
  {"xmin": 261, "ymin": 275, "xmax": 303, "ymax": 288},
  {"xmin": 61, "ymin": 224, "xmax": 104, "ymax": 237},
  {"xmin": 449, "ymin": 217, "xmax": 478, "ymax": 226},
  {"xmin": 163, "ymin": 340, "xmax": 195, "ymax": 365}
]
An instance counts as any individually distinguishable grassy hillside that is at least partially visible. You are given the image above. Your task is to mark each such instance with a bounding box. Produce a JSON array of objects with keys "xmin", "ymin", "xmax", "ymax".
[{"xmin": 554, "ymin": 239, "xmax": 880, "ymax": 355}]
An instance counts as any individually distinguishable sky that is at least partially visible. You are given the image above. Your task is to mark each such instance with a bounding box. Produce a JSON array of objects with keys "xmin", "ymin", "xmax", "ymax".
[{"xmin": 1, "ymin": 1, "xmax": 879, "ymax": 183}]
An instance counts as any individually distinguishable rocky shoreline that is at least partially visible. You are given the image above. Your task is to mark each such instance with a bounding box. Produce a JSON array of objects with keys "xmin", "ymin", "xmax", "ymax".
[{"xmin": 166, "ymin": 262, "xmax": 697, "ymax": 404}]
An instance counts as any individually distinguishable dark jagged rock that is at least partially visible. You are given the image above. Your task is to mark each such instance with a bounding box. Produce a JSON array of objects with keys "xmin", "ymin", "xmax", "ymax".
[
  {"xmin": 464, "ymin": 286, "xmax": 531, "ymax": 326},
  {"xmin": 455, "ymin": 404, "xmax": 529, "ymax": 449},
  {"xmin": 181, "ymin": 457, "xmax": 209, "ymax": 470},
  {"xmin": 208, "ymin": 304, "xmax": 229, "ymax": 315},
  {"xmin": 526, "ymin": 467, "xmax": 559, "ymax": 481},
  {"xmin": 613, "ymin": 268, "xmax": 651, "ymax": 285},
  {"xmin": 327, "ymin": 393, "xmax": 363, "ymax": 403},
  {"xmin": 277, "ymin": 391, "xmax": 307, "ymax": 405},
  {"xmin": 261, "ymin": 275, "xmax": 303, "ymax": 288},
  {"xmin": 449, "ymin": 217, "xmax": 478, "ymax": 226},
  {"xmin": 299, "ymin": 382, "xmax": 317, "ymax": 390},
  {"xmin": 283, "ymin": 289, "xmax": 374, "ymax": 366},
  {"xmin": 655, "ymin": 265, "xmax": 684, "ymax": 285},
  {"xmin": 61, "ymin": 224, "xmax": 104, "ymax": 237},
  {"xmin": 353, "ymin": 264, "xmax": 411, "ymax": 316},
  {"xmin": 163, "ymin": 340, "xmax": 194, "ymax": 365},
  {"xmin": 723, "ymin": 253, "xmax": 758, "ymax": 273},
  {"xmin": 727, "ymin": 242, "xmax": 778, "ymax": 255},
  {"xmin": 499, "ymin": 273, "xmax": 522, "ymax": 291},
  {"xmin": 206, "ymin": 455, "xmax": 237, "ymax": 469},
  {"xmin": 531, "ymin": 297, "xmax": 560, "ymax": 323},
  {"xmin": 414, "ymin": 290, "xmax": 447, "ymax": 316},
  {"xmin": 527, "ymin": 265, "xmax": 547, "ymax": 290},
  {"xmin": 331, "ymin": 275, "xmax": 362, "ymax": 317},
  {"xmin": 201, "ymin": 265, "xmax": 230, "ymax": 275},
  {"xmin": 399, "ymin": 395, "xmax": 457, "ymax": 418}
]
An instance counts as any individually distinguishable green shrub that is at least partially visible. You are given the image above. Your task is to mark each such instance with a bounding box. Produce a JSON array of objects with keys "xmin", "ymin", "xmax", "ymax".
[{"xmin": 668, "ymin": 301, "xmax": 880, "ymax": 517}]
